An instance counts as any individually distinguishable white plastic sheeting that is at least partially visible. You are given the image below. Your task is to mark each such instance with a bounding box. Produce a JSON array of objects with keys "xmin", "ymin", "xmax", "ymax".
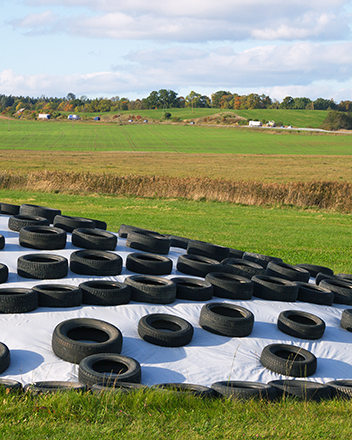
[{"xmin": 0, "ymin": 215, "xmax": 351, "ymax": 387}]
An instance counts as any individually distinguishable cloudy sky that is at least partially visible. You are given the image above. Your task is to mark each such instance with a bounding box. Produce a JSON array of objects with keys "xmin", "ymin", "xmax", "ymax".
[{"xmin": 1, "ymin": 0, "xmax": 352, "ymax": 102}]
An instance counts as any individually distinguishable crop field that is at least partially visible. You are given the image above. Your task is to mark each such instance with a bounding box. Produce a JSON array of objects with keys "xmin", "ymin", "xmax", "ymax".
[{"xmin": 1, "ymin": 118, "xmax": 351, "ymax": 155}]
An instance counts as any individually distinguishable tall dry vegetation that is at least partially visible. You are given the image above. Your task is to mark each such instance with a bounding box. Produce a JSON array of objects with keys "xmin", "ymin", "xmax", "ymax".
[{"xmin": 0, "ymin": 170, "xmax": 351, "ymax": 212}]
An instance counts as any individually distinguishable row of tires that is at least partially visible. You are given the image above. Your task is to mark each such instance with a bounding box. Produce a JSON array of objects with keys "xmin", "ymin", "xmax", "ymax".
[{"xmin": 2, "ymin": 377, "xmax": 352, "ymax": 401}]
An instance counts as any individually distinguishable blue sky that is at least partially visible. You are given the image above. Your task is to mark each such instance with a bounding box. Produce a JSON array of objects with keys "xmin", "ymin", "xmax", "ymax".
[{"xmin": 1, "ymin": 0, "xmax": 352, "ymax": 102}]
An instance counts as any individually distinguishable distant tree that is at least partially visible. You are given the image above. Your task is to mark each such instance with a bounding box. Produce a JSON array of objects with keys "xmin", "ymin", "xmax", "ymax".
[
  {"xmin": 338, "ymin": 101, "xmax": 352, "ymax": 112},
  {"xmin": 67, "ymin": 92, "xmax": 76, "ymax": 101},
  {"xmin": 280, "ymin": 96, "xmax": 295, "ymax": 109},
  {"xmin": 185, "ymin": 91, "xmax": 201, "ymax": 110},
  {"xmin": 313, "ymin": 98, "xmax": 336, "ymax": 110},
  {"xmin": 164, "ymin": 112, "xmax": 172, "ymax": 119},
  {"xmin": 293, "ymin": 97, "xmax": 311, "ymax": 109},
  {"xmin": 211, "ymin": 90, "xmax": 231, "ymax": 108},
  {"xmin": 321, "ymin": 110, "xmax": 352, "ymax": 130}
]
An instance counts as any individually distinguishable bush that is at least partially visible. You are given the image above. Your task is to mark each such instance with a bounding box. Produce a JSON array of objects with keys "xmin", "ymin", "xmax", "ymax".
[
  {"xmin": 321, "ymin": 111, "xmax": 352, "ymax": 131},
  {"xmin": 164, "ymin": 112, "xmax": 172, "ymax": 120}
]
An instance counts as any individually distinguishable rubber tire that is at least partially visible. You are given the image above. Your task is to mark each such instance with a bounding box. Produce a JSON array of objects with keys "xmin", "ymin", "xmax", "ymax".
[
  {"xmin": 260, "ymin": 343, "xmax": 317, "ymax": 377},
  {"xmin": 138, "ymin": 313, "xmax": 193, "ymax": 347},
  {"xmin": 296, "ymin": 281, "xmax": 334, "ymax": 306},
  {"xmin": 269, "ymin": 380, "xmax": 331, "ymax": 401},
  {"xmin": 0, "ymin": 379, "xmax": 22, "ymax": 392},
  {"xmin": 221, "ymin": 258, "xmax": 266, "ymax": 278},
  {"xmin": 126, "ymin": 253, "xmax": 173, "ymax": 275},
  {"xmin": 167, "ymin": 235, "xmax": 190, "ymax": 250},
  {"xmin": 78, "ymin": 353, "xmax": 141, "ymax": 387},
  {"xmin": 17, "ymin": 253, "xmax": 68, "ymax": 279},
  {"xmin": 152, "ymin": 383, "xmax": 214, "ymax": 398},
  {"xmin": 211, "ymin": 381, "xmax": 276, "ymax": 401},
  {"xmin": 0, "ymin": 264, "xmax": 8, "ymax": 284},
  {"xmin": 252, "ymin": 275, "xmax": 298, "ymax": 302},
  {"xmin": 53, "ymin": 215, "xmax": 95, "ymax": 233},
  {"xmin": 19, "ymin": 225, "xmax": 67, "ymax": 250},
  {"xmin": 118, "ymin": 224, "xmax": 161, "ymax": 238},
  {"xmin": 79, "ymin": 280, "xmax": 131, "ymax": 306},
  {"xmin": 320, "ymin": 278, "xmax": 352, "ymax": 305},
  {"xmin": 70, "ymin": 250, "xmax": 122, "ymax": 276},
  {"xmin": 124, "ymin": 275, "xmax": 176, "ymax": 304},
  {"xmin": 0, "ymin": 203, "xmax": 20, "ymax": 215},
  {"xmin": 0, "ymin": 235, "xmax": 4, "ymax": 250},
  {"xmin": 327, "ymin": 380, "xmax": 352, "ymax": 399},
  {"xmin": 33, "ymin": 284, "xmax": 82, "ymax": 308},
  {"xmin": 52, "ymin": 317, "xmax": 123, "ymax": 364},
  {"xmin": 176, "ymin": 254, "xmax": 222, "ymax": 278},
  {"xmin": 277, "ymin": 310, "xmax": 325, "ymax": 340},
  {"xmin": 186, "ymin": 240, "xmax": 230, "ymax": 261},
  {"xmin": 126, "ymin": 230, "xmax": 171, "ymax": 255},
  {"xmin": 242, "ymin": 252, "xmax": 283, "ymax": 269},
  {"xmin": 0, "ymin": 342, "xmax": 10, "ymax": 374},
  {"xmin": 171, "ymin": 277, "xmax": 213, "ymax": 301},
  {"xmin": 8, "ymin": 214, "xmax": 50, "ymax": 232},
  {"xmin": 205, "ymin": 272, "xmax": 253, "ymax": 300},
  {"xmin": 19, "ymin": 204, "xmax": 61, "ymax": 224},
  {"xmin": 296, "ymin": 263, "xmax": 334, "ymax": 278},
  {"xmin": 72, "ymin": 228, "xmax": 117, "ymax": 251},
  {"xmin": 266, "ymin": 261, "xmax": 310, "ymax": 283},
  {"xmin": 199, "ymin": 302, "xmax": 254, "ymax": 337},
  {"xmin": 24, "ymin": 381, "xmax": 86, "ymax": 395},
  {"xmin": 340, "ymin": 309, "xmax": 352, "ymax": 332},
  {"xmin": 0, "ymin": 288, "xmax": 38, "ymax": 313}
]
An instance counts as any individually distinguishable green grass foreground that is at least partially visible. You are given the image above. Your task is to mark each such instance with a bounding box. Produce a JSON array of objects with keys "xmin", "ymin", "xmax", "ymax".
[
  {"xmin": 1, "ymin": 388, "xmax": 352, "ymax": 439},
  {"xmin": 1, "ymin": 189, "xmax": 351, "ymax": 273},
  {"xmin": 1, "ymin": 119, "xmax": 351, "ymax": 155}
]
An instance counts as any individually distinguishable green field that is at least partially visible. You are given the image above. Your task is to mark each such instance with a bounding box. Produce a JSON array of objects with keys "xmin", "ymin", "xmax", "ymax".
[{"xmin": 1, "ymin": 119, "xmax": 351, "ymax": 155}]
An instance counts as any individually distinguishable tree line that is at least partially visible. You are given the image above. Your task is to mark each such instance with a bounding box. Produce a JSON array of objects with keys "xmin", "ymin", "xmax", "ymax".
[{"xmin": 1, "ymin": 89, "xmax": 352, "ymax": 116}]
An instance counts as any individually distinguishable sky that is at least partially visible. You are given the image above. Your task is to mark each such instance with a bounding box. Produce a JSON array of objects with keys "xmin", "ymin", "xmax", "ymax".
[{"xmin": 1, "ymin": 0, "xmax": 352, "ymax": 102}]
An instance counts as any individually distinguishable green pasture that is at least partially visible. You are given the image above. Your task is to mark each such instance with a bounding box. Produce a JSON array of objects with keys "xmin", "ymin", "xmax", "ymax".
[
  {"xmin": 1, "ymin": 189, "xmax": 351, "ymax": 273},
  {"xmin": 1, "ymin": 119, "xmax": 351, "ymax": 155}
]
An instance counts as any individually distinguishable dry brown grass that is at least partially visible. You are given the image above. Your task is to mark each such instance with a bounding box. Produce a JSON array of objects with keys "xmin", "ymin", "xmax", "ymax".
[
  {"xmin": 0, "ymin": 150, "xmax": 352, "ymax": 182},
  {"xmin": 1, "ymin": 170, "xmax": 351, "ymax": 212}
]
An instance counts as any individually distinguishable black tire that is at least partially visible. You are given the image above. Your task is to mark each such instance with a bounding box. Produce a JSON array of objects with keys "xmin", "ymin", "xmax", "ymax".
[
  {"xmin": 252, "ymin": 275, "xmax": 298, "ymax": 302},
  {"xmin": 211, "ymin": 381, "xmax": 276, "ymax": 401},
  {"xmin": 152, "ymin": 383, "xmax": 213, "ymax": 398},
  {"xmin": 0, "ymin": 342, "xmax": 10, "ymax": 374},
  {"xmin": 336, "ymin": 273, "xmax": 352, "ymax": 282},
  {"xmin": 0, "ymin": 263, "xmax": 8, "ymax": 284},
  {"xmin": 0, "ymin": 235, "xmax": 4, "ymax": 250},
  {"xmin": 126, "ymin": 253, "xmax": 173, "ymax": 275},
  {"xmin": 91, "ymin": 219, "xmax": 107, "ymax": 230},
  {"xmin": 221, "ymin": 258, "xmax": 266, "ymax": 278},
  {"xmin": 187, "ymin": 240, "xmax": 230, "ymax": 261},
  {"xmin": 70, "ymin": 250, "xmax": 122, "ymax": 276},
  {"xmin": 199, "ymin": 302, "xmax": 254, "ymax": 337},
  {"xmin": 0, "ymin": 378, "xmax": 22, "ymax": 392},
  {"xmin": 176, "ymin": 254, "xmax": 222, "ymax": 278},
  {"xmin": 19, "ymin": 204, "xmax": 61, "ymax": 224},
  {"xmin": 242, "ymin": 252, "xmax": 283, "ymax": 268},
  {"xmin": 79, "ymin": 280, "xmax": 131, "ymax": 306},
  {"xmin": 33, "ymin": 284, "xmax": 82, "ymax": 308},
  {"xmin": 126, "ymin": 230, "xmax": 171, "ymax": 255},
  {"xmin": 277, "ymin": 310, "xmax": 325, "ymax": 340},
  {"xmin": 0, "ymin": 288, "xmax": 38, "ymax": 313},
  {"xmin": 205, "ymin": 272, "xmax": 253, "ymax": 300},
  {"xmin": 17, "ymin": 253, "xmax": 68, "ymax": 279},
  {"xmin": 124, "ymin": 275, "xmax": 176, "ymax": 304},
  {"xmin": 340, "ymin": 309, "xmax": 352, "ymax": 332},
  {"xmin": 24, "ymin": 381, "xmax": 86, "ymax": 395},
  {"xmin": 72, "ymin": 228, "xmax": 117, "ymax": 251},
  {"xmin": 118, "ymin": 224, "xmax": 160, "ymax": 238},
  {"xmin": 171, "ymin": 277, "xmax": 213, "ymax": 301},
  {"xmin": 266, "ymin": 261, "xmax": 310, "ymax": 283},
  {"xmin": 78, "ymin": 353, "xmax": 141, "ymax": 387},
  {"xmin": 167, "ymin": 235, "xmax": 190, "ymax": 250},
  {"xmin": 138, "ymin": 313, "xmax": 193, "ymax": 347},
  {"xmin": 91, "ymin": 382, "xmax": 146, "ymax": 394},
  {"xmin": 296, "ymin": 263, "xmax": 334, "ymax": 278},
  {"xmin": 19, "ymin": 225, "xmax": 67, "ymax": 250},
  {"xmin": 315, "ymin": 272, "xmax": 336, "ymax": 285},
  {"xmin": 1, "ymin": 203, "xmax": 20, "ymax": 215},
  {"xmin": 296, "ymin": 281, "xmax": 334, "ymax": 306},
  {"xmin": 320, "ymin": 278, "xmax": 352, "ymax": 305},
  {"xmin": 52, "ymin": 317, "xmax": 123, "ymax": 364},
  {"xmin": 228, "ymin": 248, "xmax": 245, "ymax": 259},
  {"xmin": 326, "ymin": 380, "xmax": 352, "ymax": 399},
  {"xmin": 260, "ymin": 343, "xmax": 317, "ymax": 377},
  {"xmin": 269, "ymin": 380, "xmax": 331, "ymax": 401},
  {"xmin": 8, "ymin": 214, "xmax": 50, "ymax": 232},
  {"xmin": 53, "ymin": 215, "xmax": 95, "ymax": 233}
]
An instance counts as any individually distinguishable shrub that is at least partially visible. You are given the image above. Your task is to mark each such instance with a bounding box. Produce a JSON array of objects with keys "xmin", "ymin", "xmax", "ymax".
[{"xmin": 321, "ymin": 111, "xmax": 352, "ymax": 131}]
